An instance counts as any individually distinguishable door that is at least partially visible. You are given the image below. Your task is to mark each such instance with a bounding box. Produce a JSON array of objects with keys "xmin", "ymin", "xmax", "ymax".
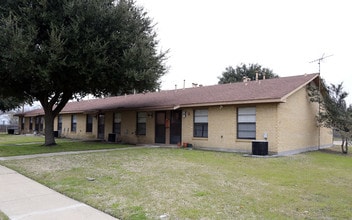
[
  {"xmin": 98, "ymin": 114, "xmax": 105, "ymax": 139},
  {"xmin": 170, "ymin": 110, "xmax": 182, "ymax": 144},
  {"xmin": 155, "ymin": 111, "xmax": 166, "ymax": 143}
]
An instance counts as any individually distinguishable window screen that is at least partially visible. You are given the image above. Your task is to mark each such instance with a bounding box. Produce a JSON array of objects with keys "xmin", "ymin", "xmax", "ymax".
[
  {"xmin": 194, "ymin": 109, "xmax": 208, "ymax": 138},
  {"xmin": 237, "ymin": 107, "xmax": 256, "ymax": 139}
]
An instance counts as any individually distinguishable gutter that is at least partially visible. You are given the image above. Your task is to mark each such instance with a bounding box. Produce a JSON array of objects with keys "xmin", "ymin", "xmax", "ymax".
[{"xmin": 176, "ymin": 98, "xmax": 285, "ymax": 109}]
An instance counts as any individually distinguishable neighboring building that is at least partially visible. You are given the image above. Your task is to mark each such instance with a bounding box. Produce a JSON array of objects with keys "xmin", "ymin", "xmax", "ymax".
[
  {"xmin": 17, "ymin": 73, "xmax": 333, "ymax": 155},
  {"xmin": 0, "ymin": 112, "xmax": 19, "ymax": 133}
]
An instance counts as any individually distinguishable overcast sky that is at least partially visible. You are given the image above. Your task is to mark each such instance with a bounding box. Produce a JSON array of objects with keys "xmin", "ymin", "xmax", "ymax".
[{"xmin": 136, "ymin": 0, "xmax": 352, "ymax": 104}]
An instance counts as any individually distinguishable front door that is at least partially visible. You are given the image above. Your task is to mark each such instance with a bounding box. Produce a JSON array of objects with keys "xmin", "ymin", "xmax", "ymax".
[
  {"xmin": 170, "ymin": 110, "xmax": 182, "ymax": 144},
  {"xmin": 155, "ymin": 111, "xmax": 166, "ymax": 143},
  {"xmin": 98, "ymin": 114, "xmax": 105, "ymax": 139}
]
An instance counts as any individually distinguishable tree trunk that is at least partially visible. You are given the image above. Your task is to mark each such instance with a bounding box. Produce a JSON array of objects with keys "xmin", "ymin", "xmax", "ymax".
[
  {"xmin": 341, "ymin": 138, "xmax": 348, "ymax": 154},
  {"xmin": 38, "ymin": 92, "xmax": 72, "ymax": 146},
  {"xmin": 43, "ymin": 107, "xmax": 56, "ymax": 146}
]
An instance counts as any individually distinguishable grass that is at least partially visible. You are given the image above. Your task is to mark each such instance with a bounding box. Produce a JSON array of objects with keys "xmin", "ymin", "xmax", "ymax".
[
  {"xmin": 0, "ymin": 134, "xmax": 132, "ymax": 157},
  {"xmin": 0, "ymin": 210, "xmax": 9, "ymax": 220},
  {"xmin": 1, "ymin": 144, "xmax": 351, "ymax": 219}
]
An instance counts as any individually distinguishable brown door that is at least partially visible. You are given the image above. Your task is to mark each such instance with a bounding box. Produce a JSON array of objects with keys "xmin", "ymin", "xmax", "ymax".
[
  {"xmin": 98, "ymin": 114, "xmax": 105, "ymax": 139},
  {"xmin": 170, "ymin": 111, "xmax": 182, "ymax": 144},
  {"xmin": 155, "ymin": 111, "xmax": 166, "ymax": 143}
]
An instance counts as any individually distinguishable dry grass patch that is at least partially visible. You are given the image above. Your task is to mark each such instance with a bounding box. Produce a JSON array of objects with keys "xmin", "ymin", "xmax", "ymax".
[{"xmin": 1, "ymin": 148, "xmax": 352, "ymax": 219}]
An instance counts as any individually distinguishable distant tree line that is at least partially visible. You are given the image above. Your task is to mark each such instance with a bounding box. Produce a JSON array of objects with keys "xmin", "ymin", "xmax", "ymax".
[{"xmin": 218, "ymin": 63, "xmax": 278, "ymax": 84}]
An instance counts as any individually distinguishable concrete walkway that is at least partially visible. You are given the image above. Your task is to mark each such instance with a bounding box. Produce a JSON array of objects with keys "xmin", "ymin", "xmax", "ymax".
[
  {"xmin": 0, "ymin": 146, "xmax": 163, "ymax": 219},
  {"xmin": 0, "ymin": 144, "xmax": 172, "ymax": 219},
  {"xmin": 0, "ymin": 148, "xmax": 129, "ymax": 220},
  {"xmin": 0, "ymin": 145, "xmax": 158, "ymax": 162},
  {"xmin": 0, "ymin": 165, "xmax": 117, "ymax": 220}
]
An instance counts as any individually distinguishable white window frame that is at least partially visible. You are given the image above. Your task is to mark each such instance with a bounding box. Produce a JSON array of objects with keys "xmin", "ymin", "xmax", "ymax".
[
  {"xmin": 113, "ymin": 112, "xmax": 121, "ymax": 134},
  {"xmin": 237, "ymin": 107, "xmax": 256, "ymax": 139},
  {"xmin": 194, "ymin": 109, "xmax": 208, "ymax": 138},
  {"xmin": 137, "ymin": 112, "xmax": 147, "ymax": 135}
]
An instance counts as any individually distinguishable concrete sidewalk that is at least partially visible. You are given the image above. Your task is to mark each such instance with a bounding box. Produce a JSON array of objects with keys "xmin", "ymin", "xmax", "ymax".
[{"xmin": 0, "ymin": 165, "xmax": 117, "ymax": 220}]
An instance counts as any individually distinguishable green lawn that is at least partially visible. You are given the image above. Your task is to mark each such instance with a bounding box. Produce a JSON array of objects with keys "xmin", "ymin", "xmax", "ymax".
[
  {"xmin": 0, "ymin": 134, "xmax": 132, "ymax": 157},
  {"xmin": 0, "ymin": 210, "xmax": 9, "ymax": 220},
  {"xmin": 1, "ymin": 144, "xmax": 351, "ymax": 220}
]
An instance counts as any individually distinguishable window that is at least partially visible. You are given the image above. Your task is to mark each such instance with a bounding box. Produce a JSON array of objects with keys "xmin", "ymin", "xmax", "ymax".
[
  {"xmin": 113, "ymin": 113, "xmax": 121, "ymax": 134},
  {"xmin": 71, "ymin": 114, "xmax": 77, "ymax": 132},
  {"xmin": 57, "ymin": 115, "xmax": 62, "ymax": 131},
  {"xmin": 136, "ymin": 112, "xmax": 147, "ymax": 135},
  {"xmin": 237, "ymin": 107, "xmax": 256, "ymax": 139},
  {"xmin": 194, "ymin": 109, "xmax": 208, "ymax": 138},
  {"xmin": 86, "ymin": 115, "xmax": 93, "ymax": 132}
]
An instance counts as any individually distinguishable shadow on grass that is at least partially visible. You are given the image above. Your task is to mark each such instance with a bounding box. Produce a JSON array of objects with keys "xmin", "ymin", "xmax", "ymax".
[
  {"xmin": 0, "ymin": 136, "xmax": 136, "ymax": 157},
  {"xmin": 319, "ymin": 145, "xmax": 351, "ymax": 157}
]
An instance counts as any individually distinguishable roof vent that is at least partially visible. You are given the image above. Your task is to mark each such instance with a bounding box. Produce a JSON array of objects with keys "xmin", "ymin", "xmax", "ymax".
[{"xmin": 243, "ymin": 77, "xmax": 251, "ymax": 82}]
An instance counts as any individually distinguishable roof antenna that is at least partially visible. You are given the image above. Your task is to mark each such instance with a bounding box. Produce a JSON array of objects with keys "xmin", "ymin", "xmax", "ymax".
[
  {"xmin": 309, "ymin": 53, "xmax": 332, "ymax": 151},
  {"xmin": 309, "ymin": 53, "xmax": 333, "ymax": 75}
]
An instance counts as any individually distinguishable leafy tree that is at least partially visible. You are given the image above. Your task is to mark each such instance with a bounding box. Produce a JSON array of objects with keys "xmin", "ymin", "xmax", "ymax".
[
  {"xmin": 218, "ymin": 63, "xmax": 278, "ymax": 84},
  {"xmin": 309, "ymin": 81, "xmax": 352, "ymax": 154},
  {"xmin": 0, "ymin": 0, "xmax": 167, "ymax": 145},
  {"xmin": 0, "ymin": 96, "xmax": 26, "ymax": 112}
]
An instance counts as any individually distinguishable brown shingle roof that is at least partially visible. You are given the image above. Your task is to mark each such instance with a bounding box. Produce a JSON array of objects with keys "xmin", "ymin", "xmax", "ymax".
[{"xmin": 20, "ymin": 73, "xmax": 319, "ymax": 116}]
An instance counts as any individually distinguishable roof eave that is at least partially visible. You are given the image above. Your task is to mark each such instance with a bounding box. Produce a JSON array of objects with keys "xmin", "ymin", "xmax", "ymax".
[
  {"xmin": 281, "ymin": 74, "xmax": 319, "ymax": 101},
  {"xmin": 103, "ymin": 105, "xmax": 178, "ymax": 112},
  {"xmin": 178, "ymin": 98, "xmax": 285, "ymax": 108}
]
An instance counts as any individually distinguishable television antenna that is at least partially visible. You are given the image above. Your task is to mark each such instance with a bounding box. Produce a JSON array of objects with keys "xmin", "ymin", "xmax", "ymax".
[
  {"xmin": 309, "ymin": 53, "xmax": 332, "ymax": 150},
  {"xmin": 309, "ymin": 53, "xmax": 333, "ymax": 74}
]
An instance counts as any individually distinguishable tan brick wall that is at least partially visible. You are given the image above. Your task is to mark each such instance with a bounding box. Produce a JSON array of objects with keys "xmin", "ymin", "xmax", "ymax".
[
  {"xmin": 320, "ymin": 127, "xmax": 333, "ymax": 148},
  {"xmin": 137, "ymin": 111, "xmax": 155, "ymax": 144},
  {"xmin": 181, "ymin": 108, "xmax": 193, "ymax": 144},
  {"xmin": 277, "ymin": 85, "xmax": 332, "ymax": 154},
  {"xmin": 181, "ymin": 104, "xmax": 279, "ymax": 153},
  {"xmin": 53, "ymin": 117, "xmax": 58, "ymax": 131},
  {"xmin": 256, "ymin": 104, "xmax": 279, "ymax": 153},
  {"xmin": 104, "ymin": 112, "xmax": 113, "ymax": 140},
  {"xmin": 118, "ymin": 111, "xmax": 154, "ymax": 144},
  {"xmin": 182, "ymin": 106, "xmax": 237, "ymax": 149},
  {"xmin": 91, "ymin": 115, "xmax": 98, "ymax": 138},
  {"xmin": 59, "ymin": 114, "xmax": 71, "ymax": 137},
  {"xmin": 181, "ymin": 106, "xmax": 237, "ymax": 151},
  {"xmin": 177, "ymin": 94, "xmax": 332, "ymax": 155},
  {"xmin": 23, "ymin": 117, "xmax": 32, "ymax": 133},
  {"xmin": 56, "ymin": 114, "xmax": 96, "ymax": 140},
  {"xmin": 20, "ymin": 85, "xmax": 332, "ymax": 154},
  {"xmin": 21, "ymin": 117, "xmax": 43, "ymax": 134}
]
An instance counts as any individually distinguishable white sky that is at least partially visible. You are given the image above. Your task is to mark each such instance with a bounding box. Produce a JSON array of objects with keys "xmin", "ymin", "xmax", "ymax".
[{"xmin": 136, "ymin": 0, "xmax": 352, "ymax": 104}]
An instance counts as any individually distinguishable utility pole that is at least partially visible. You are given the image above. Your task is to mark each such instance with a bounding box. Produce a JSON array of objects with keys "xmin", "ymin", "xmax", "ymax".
[{"xmin": 309, "ymin": 53, "xmax": 333, "ymax": 150}]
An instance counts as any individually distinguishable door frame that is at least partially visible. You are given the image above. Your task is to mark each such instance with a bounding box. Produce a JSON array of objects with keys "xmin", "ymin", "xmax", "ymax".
[
  {"xmin": 155, "ymin": 111, "xmax": 166, "ymax": 144},
  {"xmin": 97, "ymin": 114, "xmax": 105, "ymax": 140},
  {"xmin": 170, "ymin": 110, "xmax": 182, "ymax": 145}
]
